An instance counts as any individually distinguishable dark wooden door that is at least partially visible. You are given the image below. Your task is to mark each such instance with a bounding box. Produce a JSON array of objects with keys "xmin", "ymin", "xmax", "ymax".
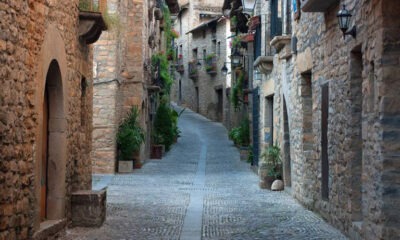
[
  {"xmin": 41, "ymin": 89, "xmax": 48, "ymax": 220},
  {"xmin": 216, "ymin": 89, "xmax": 223, "ymax": 122},
  {"xmin": 252, "ymin": 88, "xmax": 260, "ymax": 166},
  {"xmin": 321, "ymin": 83, "xmax": 329, "ymax": 200}
]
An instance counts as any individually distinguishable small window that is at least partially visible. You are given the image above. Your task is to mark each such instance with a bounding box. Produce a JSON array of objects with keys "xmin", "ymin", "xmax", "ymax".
[
  {"xmin": 212, "ymin": 40, "xmax": 217, "ymax": 54},
  {"xmin": 217, "ymin": 41, "xmax": 221, "ymax": 56},
  {"xmin": 203, "ymin": 49, "xmax": 206, "ymax": 60},
  {"xmin": 193, "ymin": 48, "xmax": 198, "ymax": 60},
  {"xmin": 264, "ymin": 95, "xmax": 274, "ymax": 146}
]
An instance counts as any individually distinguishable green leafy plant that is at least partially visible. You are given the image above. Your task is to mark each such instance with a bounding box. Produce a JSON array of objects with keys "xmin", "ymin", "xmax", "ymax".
[
  {"xmin": 79, "ymin": 0, "xmax": 93, "ymax": 11},
  {"xmin": 260, "ymin": 145, "xmax": 282, "ymax": 179},
  {"xmin": 117, "ymin": 107, "xmax": 145, "ymax": 160},
  {"xmin": 230, "ymin": 16, "xmax": 238, "ymax": 26},
  {"xmin": 231, "ymin": 35, "xmax": 242, "ymax": 49},
  {"xmin": 231, "ymin": 68, "xmax": 244, "ymax": 109},
  {"xmin": 171, "ymin": 29, "xmax": 180, "ymax": 38},
  {"xmin": 151, "ymin": 53, "xmax": 173, "ymax": 92},
  {"xmin": 229, "ymin": 127, "xmax": 241, "ymax": 146},
  {"xmin": 162, "ymin": 4, "xmax": 176, "ymax": 62},
  {"xmin": 189, "ymin": 60, "xmax": 198, "ymax": 76},
  {"xmin": 228, "ymin": 118, "xmax": 250, "ymax": 147},
  {"xmin": 154, "ymin": 102, "xmax": 174, "ymax": 151},
  {"xmin": 78, "ymin": 1, "xmax": 122, "ymax": 32},
  {"xmin": 247, "ymin": 146, "xmax": 253, "ymax": 164},
  {"xmin": 205, "ymin": 53, "xmax": 216, "ymax": 61},
  {"xmin": 170, "ymin": 108, "xmax": 185, "ymax": 139}
]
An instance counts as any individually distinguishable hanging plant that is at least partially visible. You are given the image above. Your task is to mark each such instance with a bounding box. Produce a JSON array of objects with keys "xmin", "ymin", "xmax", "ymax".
[
  {"xmin": 231, "ymin": 68, "xmax": 244, "ymax": 109},
  {"xmin": 151, "ymin": 52, "xmax": 173, "ymax": 93},
  {"xmin": 171, "ymin": 29, "xmax": 180, "ymax": 38}
]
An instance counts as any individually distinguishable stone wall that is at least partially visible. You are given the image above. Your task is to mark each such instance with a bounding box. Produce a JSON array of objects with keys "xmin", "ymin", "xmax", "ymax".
[
  {"xmin": 258, "ymin": 0, "xmax": 400, "ymax": 239},
  {"xmin": 92, "ymin": 0, "xmax": 120, "ymax": 173},
  {"xmin": 92, "ymin": 0, "xmax": 152, "ymax": 173},
  {"xmin": 0, "ymin": 1, "xmax": 96, "ymax": 239}
]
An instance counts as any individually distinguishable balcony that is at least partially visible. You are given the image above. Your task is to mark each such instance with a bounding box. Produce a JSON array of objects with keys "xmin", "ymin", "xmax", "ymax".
[
  {"xmin": 78, "ymin": 0, "xmax": 107, "ymax": 44},
  {"xmin": 205, "ymin": 54, "xmax": 217, "ymax": 75},
  {"xmin": 176, "ymin": 57, "xmax": 184, "ymax": 73},
  {"xmin": 301, "ymin": 0, "xmax": 339, "ymax": 12},
  {"xmin": 188, "ymin": 61, "xmax": 198, "ymax": 80},
  {"xmin": 253, "ymin": 56, "xmax": 274, "ymax": 75}
]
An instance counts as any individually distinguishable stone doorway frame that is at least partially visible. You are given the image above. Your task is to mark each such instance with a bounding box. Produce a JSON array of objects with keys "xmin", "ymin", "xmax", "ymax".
[
  {"xmin": 34, "ymin": 24, "xmax": 69, "ymax": 232},
  {"xmin": 282, "ymin": 95, "xmax": 292, "ymax": 187}
]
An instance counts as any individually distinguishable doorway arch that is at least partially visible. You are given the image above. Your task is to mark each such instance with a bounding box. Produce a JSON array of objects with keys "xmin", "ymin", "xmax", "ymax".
[
  {"xmin": 40, "ymin": 60, "xmax": 67, "ymax": 221},
  {"xmin": 35, "ymin": 25, "xmax": 68, "ymax": 228},
  {"xmin": 282, "ymin": 96, "xmax": 292, "ymax": 187}
]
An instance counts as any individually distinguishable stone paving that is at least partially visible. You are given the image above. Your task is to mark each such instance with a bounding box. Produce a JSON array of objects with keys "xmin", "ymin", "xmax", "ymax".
[{"xmin": 62, "ymin": 107, "xmax": 348, "ymax": 240}]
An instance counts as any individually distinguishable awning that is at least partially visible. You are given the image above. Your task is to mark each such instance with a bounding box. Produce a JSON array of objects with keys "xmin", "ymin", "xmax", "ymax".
[{"xmin": 186, "ymin": 16, "xmax": 222, "ymax": 34}]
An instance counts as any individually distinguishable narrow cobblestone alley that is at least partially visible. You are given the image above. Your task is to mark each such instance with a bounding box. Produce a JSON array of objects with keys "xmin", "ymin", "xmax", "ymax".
[{"xmin": 63, "ymin": 107, "xmax": 347, "ymax": 240}]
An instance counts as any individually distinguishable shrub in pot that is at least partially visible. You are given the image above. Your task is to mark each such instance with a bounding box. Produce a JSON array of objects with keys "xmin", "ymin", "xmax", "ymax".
[
  {"xmin": 229, "ymin": 118, "xmax": 250, "ymax": 161},
  {"xmin": 259, "ymin": 145, "xmax": 282, "ymax": 189},
  {"xmin": 116, "ymin": 107, "xmax": 145, "ymax": 172}
]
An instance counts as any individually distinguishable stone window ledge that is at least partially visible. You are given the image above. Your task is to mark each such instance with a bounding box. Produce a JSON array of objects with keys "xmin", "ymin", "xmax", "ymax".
[
  {"xmin": 79, "ymin": 11, "xmax": 107, "ymax": 45},
  {"xmin": 253, "ymin": 56, "xmax": 274, "ymax": 75},
  {"xmin": 270, "ymin": 35, "xmax": 292, "ymax": 60},
  {"xmin": 301, "ymin": 0, "xmax": 339, "ymax": 12}
]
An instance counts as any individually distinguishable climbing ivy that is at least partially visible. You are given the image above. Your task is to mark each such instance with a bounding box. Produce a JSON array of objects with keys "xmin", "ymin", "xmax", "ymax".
[
  {"xmin": 151, "ymin": 53, "xmax": 173, "ymax": 93},
  {"xmin": 231, "ymin": 68, "xmax": 244, "ymax": 110}
]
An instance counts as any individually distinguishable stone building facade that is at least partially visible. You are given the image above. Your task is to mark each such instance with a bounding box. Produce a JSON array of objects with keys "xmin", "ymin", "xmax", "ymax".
[
  {"xmin": 224, "ymin": 0, "xmax": 399, "ymax": 239},
  {"xmin": 171, "ymin": 0, "xmax": 238, "ymax": 128},
  {"xmin": 92, "ymin": 0, "xmax": 179, "ymax": 173},
  {"xmin": 0, "ymin": 1, "xmax": 106, "ymax": 239}
]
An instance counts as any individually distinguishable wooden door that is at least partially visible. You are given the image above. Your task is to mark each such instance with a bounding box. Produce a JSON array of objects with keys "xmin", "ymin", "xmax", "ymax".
[
  {"xmin": 216, "ymin": 89, "xmax": 223, "ymax": 122},
  {"xmin": 41, "ymin": 89, "xmax": 48, "ymax": 220}
]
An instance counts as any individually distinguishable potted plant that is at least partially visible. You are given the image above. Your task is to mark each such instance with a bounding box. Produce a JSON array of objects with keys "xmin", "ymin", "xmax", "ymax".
[
  {"xmin": 151, "ymin": 133, "xmax": 164, "ymax": 159},
  {"xmin": 228, "ymin": 118, "xmax": 250, "ymax": 161},
  {"xmin": 259, "ymin": 145, "xmax": 282, "ymax": 189},
  {"xmin": 205, "ymin": 53, "xmax": 217, "ymax": 74},
  {"xmin": 116, "ymin": 106, "xmax": 145, "ymax": 172},
  {"xmin": 152, "ymin": 100, "xmax": 177, "ymax": 158}
]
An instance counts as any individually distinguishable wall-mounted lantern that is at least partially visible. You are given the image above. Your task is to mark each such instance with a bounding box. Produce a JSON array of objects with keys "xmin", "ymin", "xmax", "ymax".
[
  {"xmin": 337, "ymin": 4, "xmax": 356, "ymax": 39},
  {"xmin": 230, "ymin": 48, "xmax": 242, "ymax": 66},
  {"xmin": 240, "ymin": 0, "xmax": 257, "ymax": 15},
  {"xmin": 221, "ymin": 63, "xmax": 229, "ymax": 76}
]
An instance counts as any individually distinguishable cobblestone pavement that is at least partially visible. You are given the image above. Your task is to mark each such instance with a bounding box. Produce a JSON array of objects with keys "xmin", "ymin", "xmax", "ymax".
[{"xmin": 63, "ymin": 107, "xmax": 347, "ymax": 240}]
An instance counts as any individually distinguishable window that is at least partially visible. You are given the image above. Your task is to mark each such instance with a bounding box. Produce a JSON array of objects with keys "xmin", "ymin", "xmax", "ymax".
[
  {"xmin": 264, "ymin": 95, "xmax": 274, "ymax": 146},
  {"xmin": 179, "ymin": 16, "xmax": 182, "ymax": 36},
  {"xmin": 193, "ymin": 48, "xmax": 198, "ymax": 60},
  {"xmin": 270, "ymin": 0, "xmax": 282, "ymax": 38},
  {"xmin": 217, "ymin": 41, "xmax": 221, "ymax": 56},
  {"xmin": 254, "ymin": 21, "xmax": 262, "ymax": 59},
  {"xmin": 212, "ymin": 40, "xmax": 217, "ymax": 54},
  {"xmin": 203, "ymin": 49, "xmax": 206, "ymax": 60}
]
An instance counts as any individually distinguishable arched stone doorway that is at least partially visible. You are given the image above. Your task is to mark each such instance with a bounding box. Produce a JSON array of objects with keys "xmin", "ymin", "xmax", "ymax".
[
  {"xmin": 34, "ymin": 25, "xmax": 69, "ymax": 229},
  {"xmin": 39, "ymin": 60, "xmax": 67, "ymax": 221},
  {"xmin": 282, "ymin": 96, "xmax": 291, "ymax": 187}
]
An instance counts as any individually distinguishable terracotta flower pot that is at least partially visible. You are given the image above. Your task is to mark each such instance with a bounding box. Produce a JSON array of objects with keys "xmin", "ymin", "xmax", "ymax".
[{"xmin": 151, "ymin": 145, "xmax": 163, "ymax": 159}]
